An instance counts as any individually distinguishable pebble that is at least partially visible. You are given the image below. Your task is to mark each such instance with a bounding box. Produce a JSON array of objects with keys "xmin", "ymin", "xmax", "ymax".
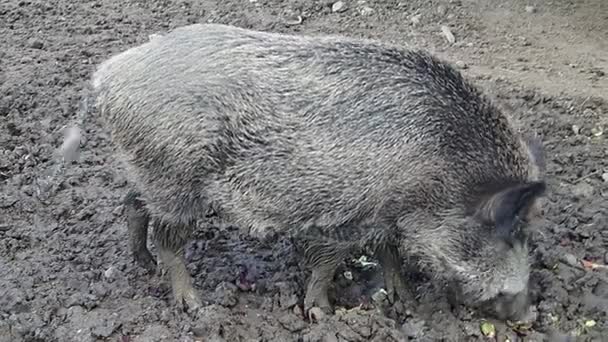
[
  {"xmin": 410, "ymin": 14, "xmax": 421, "ymax": 25},
  {"xmin": 0, "ymin": 194, "xmax": 18, "ymax": 208},
  {"xmin": 437, "ymin": 5, "xmax": 447, "ymax": 16},
  {"xmin": 560, "ymin": 253, "xmax": 579, "ymax": 267},
  {"xmin": 591, "ymin": 125, "xmax": 603, "ymax": 137},
  {"xmin": 283, "ymin": 15, "xmax": 303, "ymax": 26},
  {"xmin": 592, "ymin": 280, "xmax": 608, "ymax": 297},
  {"xmin": 525, "ymin": 5, "xmax": 536, "ymax": 13},
  {"xmin": 455, "ymin": 60, "xmax": 468, "ymax": 69},
  {"xmin": 20, "ymin": 56, "xmax": 33, "ymax": 64},
  {"xmin": 103, "ymin": 266, "xmax": 118, "ymax": 280},
  {"xmin": 292, "ymin": 305, "xmax": 303, "ymax": 317},
  {"xmin": 148, "ymin": 33, "xmax": 162, "ymax": 41},
  {"xmin": 332, "ymin": 1, "xmax": 346, "ymax": 13},
  {"xmin": 441, "ymin": 25, "xmax": 456, "ymax": 44},
  {"xmin": 359, "ymin": 6, "xmax": 374, "ymax": 16},
  {"xmin": 371, "ymin": 288, "xmax": 388, "ymax": 304},
  {"xmin": 462, "ymin": 322, "xmax": 480, "ymax": 336},
  {"xmin": 308, "ymin": 307, "xmax": 326, "ymax": 322},
  {"xmin": 571, "ymin": 124, "xmax": 580, "ymax": 135},
  {"xmin": 572, "ymin": 182, "xmax": 594, "ymax": 198},
  {"xmin": 602, "ymin": 173, "xmax": 608, "ymax": 182},
  {"xmin": 28, "ymin": 38, "xmax": 44, "ymax": 49},
  {"xmin": 214, "ymin": 281, "xmax": 239, "ymax": 307}
]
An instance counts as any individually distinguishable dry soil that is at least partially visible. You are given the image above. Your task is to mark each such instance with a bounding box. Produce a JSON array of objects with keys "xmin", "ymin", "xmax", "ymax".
[{"xmin": 1, "ymin": 0, "xmax": 607, "ymax": 341}]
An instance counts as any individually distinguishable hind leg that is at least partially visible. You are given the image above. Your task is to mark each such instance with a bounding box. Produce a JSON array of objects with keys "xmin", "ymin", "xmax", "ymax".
[
  {"xmin": 124, "ymin": 190, "xmax": 156, "ymax": 272},
  {"xmin": 375, "ymin": 244, "xmax": 411, "ymax": 305},
  {"xmin": 153, "ymin": 219, "xmax": 202, "ymax": 311}
]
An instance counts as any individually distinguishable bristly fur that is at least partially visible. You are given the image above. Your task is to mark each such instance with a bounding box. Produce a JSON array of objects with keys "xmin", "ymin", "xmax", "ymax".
[{"xmin": 87, "ymin": 23, "xmax": 547, "ymax": 319}]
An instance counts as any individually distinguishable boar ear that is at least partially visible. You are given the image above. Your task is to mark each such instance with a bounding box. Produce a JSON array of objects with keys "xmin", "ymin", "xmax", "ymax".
[{"xmin": 475, "ymin": 181, "xmax": 547, "ymax": 240}]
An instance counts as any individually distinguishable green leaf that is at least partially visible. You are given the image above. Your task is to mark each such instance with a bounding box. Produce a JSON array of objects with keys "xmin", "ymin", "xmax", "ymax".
[
  {"xmin": 480, "ymin": 321, "xmax": 496, "ymax": 337},
  {"xmin": 584, "ymin": 320, "xmax": 597, "ymax": 328}
]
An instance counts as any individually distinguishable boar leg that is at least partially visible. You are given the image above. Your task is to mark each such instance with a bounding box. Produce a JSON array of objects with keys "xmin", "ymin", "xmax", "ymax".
[
  {"xmin": 302, "ymin": 238, "xmax": 355, "ymax": 320},
  {"xmin": 153, "ymin": 219, "xmax": 202, "ymax": 311},
  {"xmin": 375, "ymin": 244, "xmax": 411, "ymax": 304},
  {"xmin": 124, "ymin": 190, "xmax": 156, "ymax": 272}
]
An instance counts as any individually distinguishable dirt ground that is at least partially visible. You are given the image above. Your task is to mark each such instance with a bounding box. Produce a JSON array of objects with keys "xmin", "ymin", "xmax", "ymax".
[{"xmin": 1, "ymin": 0, "xmax": 607, "ymax": 341}]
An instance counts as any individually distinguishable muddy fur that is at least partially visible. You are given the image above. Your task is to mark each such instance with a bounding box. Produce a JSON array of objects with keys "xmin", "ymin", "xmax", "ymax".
[{"xmin": 84, "ymin": 23, "xmax": 547, "ymax": 319}]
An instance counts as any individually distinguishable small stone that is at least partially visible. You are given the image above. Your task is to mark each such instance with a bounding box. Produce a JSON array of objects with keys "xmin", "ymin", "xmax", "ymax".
[
  {"xmin": 292, "ymin": 305, "xmax": 303, "ymax": 317},
  {"xmin": 148, "ymin": 33, "xmax": 162, "ymax": 41},
  {"xmin": 0, "ymin": 194, "xmax": 18, "ymax": 208},
  {"xmin": 462, "ymin": 322, "xmax": 480, "ymax": 336},
  {"xmin": 332, "ymin": 1, "xmax": 346, "ymax": 13},
  {"xmin": 560, "ymin": 253, "xmax": 579, "ymax": 267},
  {"xmin": 371, "ymin": 288, "xmax": 388, "ymax": 304},
  {"xmin": 214, "ymin": 281, "xmax": 239, "ymax": 307},
  {"xmin": 359, "ymin": 6, "xmax": 374, "ymax": 16},
  {"xmin": 591, "ymin": 125, "xmax": 603, "ymax": 137},
  {"xmin": 572, "ymin": 182, "xmax": 594, "ymax": 198},
  {"xmin": 28, "ymin": 38, "xmax": 44, "ymax": 49},
  {"xmin": 104, "ymin": 266, "xmax": 118, "ymax": 280},
  {"xmin": 308, "ymin": 307, "xmax": 326, "ymax": 321},
  {"xmin": 571, "ymin": 124, "xmax": 580, "ymax": 135},
  {"xmin": 525, "ymin": 5, "xmax": 536, "ymax": 13},
  {"xmin": 410, "ymin": 14, "xmax": 421, "ymax": 25},
  {"xmin": 343, "ymin": 271, "xmax": 353, "ymax": 280},
  {"xmin": 437, "ymin": 5, "xmax": 447, "ymax": 16},
  {"xmin": 455, "ymin": 60, "xmax": 468, "ymax": 69},
  {"xmin": 584, "ymin": 319, "xmax": 596, "ymax": 328},
  {"xmin": 283, "ymin": 15, "xmax": 303, "ymax": 26},
  {"xmin": 441, "ymin": 25, "xmax": 456, "ymax": 44},
  {"xmin": 602, "ymin": 173, "xmax": 608, "ymax": 182}
]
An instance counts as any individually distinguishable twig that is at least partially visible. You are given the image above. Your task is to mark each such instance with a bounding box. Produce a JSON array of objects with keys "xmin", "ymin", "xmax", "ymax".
[
  {"xmin": 582, "ymin": 259, "xmax": 608, "ymax": 271},
  {"xmin": 572, "ymin": 170, "xmax": 601, "ymax": 184}
]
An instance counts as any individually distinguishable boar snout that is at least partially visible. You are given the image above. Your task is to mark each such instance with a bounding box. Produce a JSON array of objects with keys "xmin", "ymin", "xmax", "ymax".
[{"xmin": 485, "ymin": 288, "xmax": 531, "ymax": 322}]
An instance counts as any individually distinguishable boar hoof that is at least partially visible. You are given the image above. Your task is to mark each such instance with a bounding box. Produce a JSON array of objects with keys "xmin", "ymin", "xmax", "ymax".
[
  {"xmin": 306, "ymin": 306, "xmax": 331, "ymax": 322},
  {"xmin": 173, "ymin": 281, "xmax": 203, "ymax": 312},
  {"xmin": 134, "ymin": 249, "xmax": 157, "ymax": 272}
]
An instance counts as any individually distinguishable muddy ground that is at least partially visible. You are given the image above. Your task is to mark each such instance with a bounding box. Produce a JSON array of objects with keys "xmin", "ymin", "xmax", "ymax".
[{"xmin": 1, "ymin": 0, "xmax": 607, "ymax": 341}]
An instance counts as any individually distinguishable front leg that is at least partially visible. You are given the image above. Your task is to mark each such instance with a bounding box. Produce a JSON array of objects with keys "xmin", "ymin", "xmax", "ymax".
[
  {"xmin": 374, "ymin": 244, "xmax": 411, "ymax": 305},
  {"xmin": 299, "ymin": 237, "xmax": 356, "ymax": 321}
]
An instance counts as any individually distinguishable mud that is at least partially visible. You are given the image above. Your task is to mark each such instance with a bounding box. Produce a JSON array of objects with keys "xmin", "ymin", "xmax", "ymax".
[{"xmin": 1, "ymin": 0, "xmax": 607, "ymax": 341}]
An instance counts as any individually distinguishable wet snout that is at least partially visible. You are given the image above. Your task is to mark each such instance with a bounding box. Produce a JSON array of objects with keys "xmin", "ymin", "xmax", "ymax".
[{"xmin": 485, "ymin": 289, "xmax": 531, "ymax": 321}]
